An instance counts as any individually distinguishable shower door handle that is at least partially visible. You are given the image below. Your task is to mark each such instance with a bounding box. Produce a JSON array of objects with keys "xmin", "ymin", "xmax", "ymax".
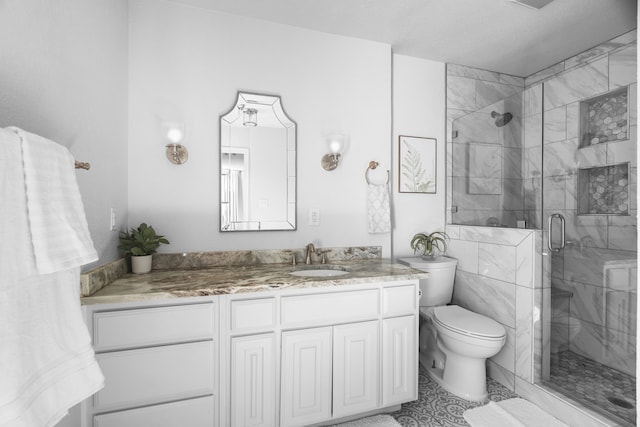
[{"xmin": 547, "ymin": 213, "xmax": 566, "ymax": 253}]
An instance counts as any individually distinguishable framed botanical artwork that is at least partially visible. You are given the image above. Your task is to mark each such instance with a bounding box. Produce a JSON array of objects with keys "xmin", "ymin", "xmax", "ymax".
[{"xmin": 398, "ymin": 135, "xmax": 437, "ymax": 193}]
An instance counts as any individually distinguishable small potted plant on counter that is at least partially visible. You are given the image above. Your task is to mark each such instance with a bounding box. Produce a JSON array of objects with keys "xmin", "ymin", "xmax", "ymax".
[
  {"xmin": 410, "ymin": 230, "xmax": 449, "ymax": 260},
  {"xmin": 118, "ymin": 223, "xmax": 170, "ymax": 274}
]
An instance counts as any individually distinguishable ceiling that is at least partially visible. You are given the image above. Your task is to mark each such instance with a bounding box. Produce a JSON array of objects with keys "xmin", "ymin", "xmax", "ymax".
[{"xmin": 169, "ymin": 0, "xmax": 637, "ymax": 77}]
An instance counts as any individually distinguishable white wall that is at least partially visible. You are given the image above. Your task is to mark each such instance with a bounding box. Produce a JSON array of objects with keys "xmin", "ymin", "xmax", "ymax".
[
  {"xmin": 0, "ymin": 0, "xmax": 129, "ymax": 271},
  {"xmin": 0, "ymin": 0, "xmax": 448, "ymax": 267},
  {"xmin": 128, "ymin": 0, "xmax": 394, "ymax": 256},
  {"xmin": 392, "ymin": 55, "xmax": 447, "ymax": 258}
]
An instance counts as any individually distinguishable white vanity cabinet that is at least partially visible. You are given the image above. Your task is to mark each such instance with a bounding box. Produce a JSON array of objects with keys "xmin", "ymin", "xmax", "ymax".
[
  {"xmin": 222, "ymin": 280, "xmax": 419, "ymax": 427},
  {"xmin": 81, "ymin": 279, "xmax": 418, "ymax": 427},
  {"xmin": 82, "ymin": 299, "xmax": 218, "ymax": 427}
]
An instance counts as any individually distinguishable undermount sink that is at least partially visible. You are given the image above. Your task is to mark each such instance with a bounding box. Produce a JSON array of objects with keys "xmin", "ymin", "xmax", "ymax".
[{"xmin": 289, "ymin": 266, "xmax": 350, "ymax": 278}]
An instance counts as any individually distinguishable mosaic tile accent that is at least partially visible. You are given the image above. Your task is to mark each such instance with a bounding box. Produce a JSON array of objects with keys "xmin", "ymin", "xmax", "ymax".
[
  {"xmin": 577, "ymin": 164, "xmax": 629, "ymax": 215},
  {"xmin": 580, "ymin": 87, "xmax": 628, "ymax": 147},
  {"xmin": 546, "ymin": 350, "xmax": 636, "ymax": 426},
  {"xmin": 391, "ymin": 366, "xmax": 519, "ymax": 427}
]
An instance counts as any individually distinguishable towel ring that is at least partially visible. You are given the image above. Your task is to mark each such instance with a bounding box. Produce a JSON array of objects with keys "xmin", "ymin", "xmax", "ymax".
[{"xmin": 365, "ymin": 161, "xmax": 389, "ymax": 185}]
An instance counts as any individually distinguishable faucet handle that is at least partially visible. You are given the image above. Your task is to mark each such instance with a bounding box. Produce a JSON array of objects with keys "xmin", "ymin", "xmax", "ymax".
[{"xmin": 316, "ymin": 249, "xmax": 329, "ymax": 264}]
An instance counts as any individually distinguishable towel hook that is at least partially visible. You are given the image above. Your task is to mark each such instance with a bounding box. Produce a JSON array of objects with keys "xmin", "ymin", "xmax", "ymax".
[
  {"xmin": 365, "ymin": 161, "xmax": 389, "ymax": 184},
  {"xmin": 74, "ymin": 160, "xmax": 90, "ymax": 170}
]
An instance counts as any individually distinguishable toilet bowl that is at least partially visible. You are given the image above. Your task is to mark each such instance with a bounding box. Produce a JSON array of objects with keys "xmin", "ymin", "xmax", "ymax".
[
  {"xmin": 426, "ymin": 305, "xmax": 505, "ymax": 401},
  {"xmin": 399, "ymin": 256, "xmax": 506, "ymax": 401}
]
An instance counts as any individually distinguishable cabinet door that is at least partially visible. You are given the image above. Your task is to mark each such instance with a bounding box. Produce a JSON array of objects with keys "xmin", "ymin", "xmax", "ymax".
[
  {"xmin": 230, "ymin": 334, "xmax": 276, "ymax": 427},
  {"xmin": 333, "ymin": 321, "xmax": 379, "ymax": 419},
  {"xmin": 280, "ymin": 327, "xmax": 332, "ymax": 427},
  {"xmin": 382, "ymin": 315, "xmax": 417, "ymax": 406}
]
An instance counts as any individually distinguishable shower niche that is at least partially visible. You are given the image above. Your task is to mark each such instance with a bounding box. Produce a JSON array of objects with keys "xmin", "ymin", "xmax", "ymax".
[
  {"xmin": 576, "ymin": 86, "xmax": 631, "ymax": 216},
  {"xmin": 579, "ymin": 87, "xmax": 629, "ymax": 147},
  {"xmin": 577, "ymin": 163, "xmax": 630, "ymax": 215}
]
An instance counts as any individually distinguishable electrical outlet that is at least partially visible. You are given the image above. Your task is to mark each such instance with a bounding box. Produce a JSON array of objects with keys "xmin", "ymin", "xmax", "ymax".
[
  {"xmin": 110, "ymin": 208, "xmax": 117, "ymax": 231},
  {"xmin": 309, "ymin": 208, "xmax": 320, "ymax": 226}
]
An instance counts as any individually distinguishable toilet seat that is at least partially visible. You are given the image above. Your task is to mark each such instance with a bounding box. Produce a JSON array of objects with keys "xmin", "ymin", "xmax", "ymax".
[{"xmin": 433, "ymin": 305, "xmax": 505, "ymax": 340}]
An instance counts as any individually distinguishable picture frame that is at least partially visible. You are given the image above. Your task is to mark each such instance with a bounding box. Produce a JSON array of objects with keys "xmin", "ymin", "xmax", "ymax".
[{"xmin": 398, "ymin": 135, "xmax": 437, "ymax": 193}]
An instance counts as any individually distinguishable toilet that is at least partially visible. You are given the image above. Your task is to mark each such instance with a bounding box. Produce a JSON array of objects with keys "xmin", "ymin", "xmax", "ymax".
[{"xmin": 399, "ymin": 256, "xmax": 506, "ymax": 401}]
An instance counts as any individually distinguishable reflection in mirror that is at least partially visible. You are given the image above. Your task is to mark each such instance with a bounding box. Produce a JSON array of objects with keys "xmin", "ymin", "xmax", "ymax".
[{"xmin": 220, "ymin": 92, "xmax": 296, "ymax": 231}]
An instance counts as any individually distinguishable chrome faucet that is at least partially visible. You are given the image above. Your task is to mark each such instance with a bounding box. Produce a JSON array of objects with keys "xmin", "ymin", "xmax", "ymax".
[{"xmin": 305, "ymin": 243, "xmax": 315, "ymax": 265}]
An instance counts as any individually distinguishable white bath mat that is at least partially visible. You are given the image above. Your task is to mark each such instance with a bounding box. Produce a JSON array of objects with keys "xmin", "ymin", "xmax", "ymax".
[
  {"xmin": 332, "ymin": 414, "xmax": 401, "ymax": 427},
  {"xmin": 463, "ymin": 398, "xmax": 569, "ymax": 427}
]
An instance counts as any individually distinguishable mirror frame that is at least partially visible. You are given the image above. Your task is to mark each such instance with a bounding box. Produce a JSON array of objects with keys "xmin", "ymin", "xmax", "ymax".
[{"xmin": 219, "ymin": 91, "xmax": 297, "ymax": 232}]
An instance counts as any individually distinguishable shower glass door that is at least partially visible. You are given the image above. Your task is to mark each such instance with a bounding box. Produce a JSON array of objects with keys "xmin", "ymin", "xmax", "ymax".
[{"xmin": 541, "ymin": 81, "xmax": 637, "ymax": 426}]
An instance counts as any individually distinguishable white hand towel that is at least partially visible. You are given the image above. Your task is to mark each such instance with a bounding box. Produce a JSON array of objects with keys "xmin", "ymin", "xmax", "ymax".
[
  {"xmin": 11, "ymin": 127, "xmax": 98, "ymax": 274},
  {"xmin": 367, "ymin": 183, "xmax": 391, "ymax": 234},
  {"xmin": 0, "ymin": 127, "xmax": 103, "ymax": 427}
]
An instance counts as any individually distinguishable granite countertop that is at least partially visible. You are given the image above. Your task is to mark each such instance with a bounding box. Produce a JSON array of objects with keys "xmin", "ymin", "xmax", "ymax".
[{"xmin": 81, "ymin": 258, "xmax": 428, "ymax": 305}]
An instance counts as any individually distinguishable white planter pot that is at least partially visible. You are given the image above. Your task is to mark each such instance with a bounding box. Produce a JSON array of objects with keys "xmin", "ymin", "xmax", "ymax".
[{"xmin": 131, "ymin": 255, "xmax": 152, "ymax": 274}]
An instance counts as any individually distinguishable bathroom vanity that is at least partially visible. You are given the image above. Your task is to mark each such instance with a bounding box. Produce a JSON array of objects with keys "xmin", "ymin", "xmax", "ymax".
[{"xmin": 79, "ymin": 257, "xmax": 425, "ymax": 427}]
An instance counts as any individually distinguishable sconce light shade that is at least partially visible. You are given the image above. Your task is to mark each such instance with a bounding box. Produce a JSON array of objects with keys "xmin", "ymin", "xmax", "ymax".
[
  {"xmin": 164, "ymin": 123, "xmax": 189, "ymax": 165},
  {"xmin": 166, "ymin": 127, "xmax": 184, "ymax": 144},
  {"xmin": 243, "ymin": 108, "xmax": 258, "ymax": 127},
  {"xmin": 321, "ymin": 134, "xmax": 346, "ymax": 171}
]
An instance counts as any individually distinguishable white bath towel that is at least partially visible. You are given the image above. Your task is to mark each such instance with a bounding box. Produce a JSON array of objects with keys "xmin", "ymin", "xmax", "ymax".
[
  {"xmin": 0, "ymin": 127, "xmax": 103, "ymax": 427},
  {"xmin": 367, "ymin": 183, "xmax": 391, "ymax": 234},
  {"xmin": 463, "ymin": 398, "xmax": 569, "ymax": 427},
  {"xmin": 11, "ymin": 127, "xmax": 97, "ymax": 274}
]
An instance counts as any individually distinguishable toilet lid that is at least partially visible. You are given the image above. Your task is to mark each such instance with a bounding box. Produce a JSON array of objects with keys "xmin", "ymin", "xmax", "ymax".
[{"xmin": 433, "ymin": 305, "xmax": 505, "ymax": 339}]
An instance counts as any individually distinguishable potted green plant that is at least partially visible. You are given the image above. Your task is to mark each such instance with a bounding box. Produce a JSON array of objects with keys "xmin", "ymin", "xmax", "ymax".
[
  {"xmin": 118, "ymin": 223, "xmax": 170, "ymax": 274},
  {"xmin": 410, "ymin": 231, "xmax": 449, "ymax": 260}
]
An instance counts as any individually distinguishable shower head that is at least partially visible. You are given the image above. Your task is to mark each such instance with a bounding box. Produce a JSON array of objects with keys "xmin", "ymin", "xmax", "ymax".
[{"xmin": 491, "ymin": 111, "xmax": 513, "ymax": 127}]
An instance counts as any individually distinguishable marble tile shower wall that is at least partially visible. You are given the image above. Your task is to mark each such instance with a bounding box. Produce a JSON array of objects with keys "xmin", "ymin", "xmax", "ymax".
[
  {"xmin": 529, "ymin": 29, "xmax": 638, "ymax": 376},
  {"xmin": 445, "ymin": 225, "xmax": 542, "ymax": 391},
  {"xmin": 447, "ymin": 64, "xmax": 526, "ymax": 227}
]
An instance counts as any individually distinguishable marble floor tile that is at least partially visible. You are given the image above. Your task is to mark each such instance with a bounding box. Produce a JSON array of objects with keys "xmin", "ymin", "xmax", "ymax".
[{"xmin": 391, "ymin": 366, "xmax": 518, "ymax": 427}]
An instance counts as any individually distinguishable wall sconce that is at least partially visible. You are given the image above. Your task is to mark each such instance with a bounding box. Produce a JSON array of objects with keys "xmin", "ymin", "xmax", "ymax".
[
  {"xmin": 243, "ymin": 108, "xmax": 258, "ymax": 127},
  {"xmin": 164, "ymin": 124, "xmax": 189, "ymax": 165},
  {"xmin": 321, "ymin": 134, "xmax": 346, "ymax": 171}
]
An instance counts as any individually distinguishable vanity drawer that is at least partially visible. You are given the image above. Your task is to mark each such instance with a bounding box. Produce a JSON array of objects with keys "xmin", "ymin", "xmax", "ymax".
[
  {"xmin": 93, "ymin": 395, "xmax": 215, "ymax": 427},
  {"xmin": 230, "ymin": 297, "xmax": 276, "ymax": 333},
  {"xmin": 93, "ymin": 341, "xmax": 215, "ymax": 412},
  {"xmin": 382, "ymin": 284, "xmax": 418, "ymax": 317},
  {"xmin": 281, "ymin": 289, "xmax": 379, "ymax": 328},
  {"xmin": 93, "ymin": 303, "xmax": 215, "ymax": 352}
]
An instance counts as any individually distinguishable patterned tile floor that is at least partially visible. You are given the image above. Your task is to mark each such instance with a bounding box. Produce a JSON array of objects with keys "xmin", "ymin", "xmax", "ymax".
[
  {"xmin": 391, "ymin": 366, "xmax": 518, "ymax": 427},
  {"xmin": 545, "ymin": 350, "xmax": 636, "ymax": 426}
]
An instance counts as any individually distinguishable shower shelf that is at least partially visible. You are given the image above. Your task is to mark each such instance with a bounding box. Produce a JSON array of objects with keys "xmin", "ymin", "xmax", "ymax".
[
  {"xmin": 579, "ymin": 86, "xmax": 629, "ymax": 148},
  {"xmin": 577, "ymin": 163, "xmax": 629, "ymax": 215}
]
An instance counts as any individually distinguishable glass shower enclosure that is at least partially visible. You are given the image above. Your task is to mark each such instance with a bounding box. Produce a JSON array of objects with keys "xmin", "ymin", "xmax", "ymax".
[
  {"xmin": 451, "ymin": 82, "xmax": 637, "ymax": 425},
  {"xmin": 541, "ymin": 82, "xmax": 637, "ymax": 426}
]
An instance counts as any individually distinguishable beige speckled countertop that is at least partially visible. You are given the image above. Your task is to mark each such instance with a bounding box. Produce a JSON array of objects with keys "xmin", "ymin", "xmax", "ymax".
[{"xmin": 81, "ymin": 258, "xmax": 428, "ymax": 305}]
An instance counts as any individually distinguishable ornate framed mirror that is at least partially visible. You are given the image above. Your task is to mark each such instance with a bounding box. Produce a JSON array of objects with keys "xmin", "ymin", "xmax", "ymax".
[{"xmin": 220, "ymin": 92, "xmax": 296, "ymax": 231}]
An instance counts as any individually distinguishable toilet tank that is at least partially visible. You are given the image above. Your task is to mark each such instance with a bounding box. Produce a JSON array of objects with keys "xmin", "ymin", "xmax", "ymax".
[{"xmin": 398, "ymin": 256, "xmax": 458, "ymax": 306}]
